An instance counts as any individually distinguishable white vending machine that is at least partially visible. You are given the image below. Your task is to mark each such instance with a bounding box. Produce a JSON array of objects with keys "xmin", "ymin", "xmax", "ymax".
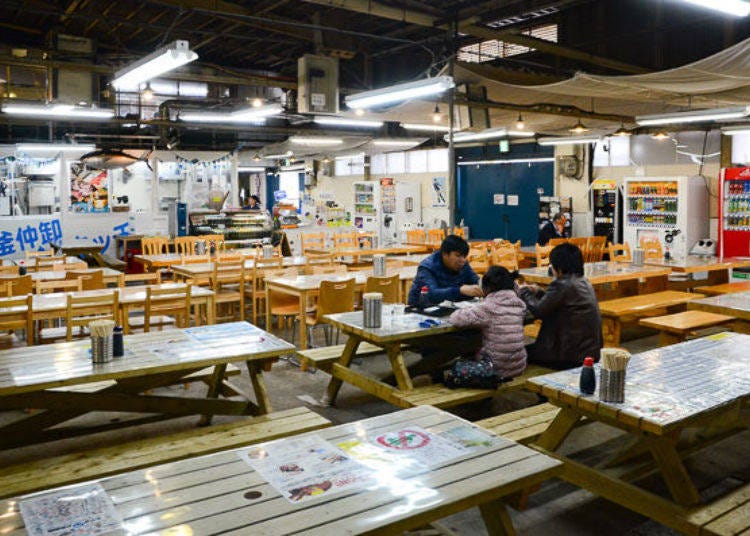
[
  {"xmin": 624, "ymin": 176, "xmax": 708, "ymax": 260},
  {"xmin": 353, "ymin": 181, "xmax": 381, "ymax": 236},
  {"xmin": 380, "ymin": 177, "xmax": 421, "ymax": 244}
]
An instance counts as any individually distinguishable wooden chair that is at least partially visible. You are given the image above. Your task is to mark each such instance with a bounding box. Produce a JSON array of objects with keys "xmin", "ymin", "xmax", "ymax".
[
  {"xmin": 36, "ymin": 279, "xmax": 83, "ymax": 294},
  {"xmin": 211, "ymin": 260, "xmax": 246, "ymax": 322},
  {"xmin": 198, "ymin": 234, "xmax": 226, "ymax": 253},
  {"xmin": 609, "ymin": 243, "xmax": 631, "ymax": 262},
  {"xmin": 180, "ymin": 254, "xmax": 211, "ymax": 265},
  {"xmin": 249, "ymin": 257, "xmax": 285, "ymax": 325},
  {"xmin": 34, "ymin": 256, "xmax": 65, "ymax": 272},
  {"xmin": 0, "ymin": 294, "xmax": 34, "ymax": 345},
  {"xmin": 0, "ymin": 265, "xmax": 19, "ymax": 275},
  {"xmin": 1, "ymin": 275, "xmax": 33, "ymax": 296},
  {"xmin": 64, "ymin": 290, "xmax": 120, "ymax": 341},
  {"xmin": 451, "ymin": 227, "xmax": 465, "ymax": 238},
  {"xmin": 467, "ymin": 247, "xmax": 490, "ymax": 275},
  {"xmin": 406, "ymin": 229, "xmax": 425, "ymax": 244},
  {"xmin": 261, "ymin": 267, "xmax": 302, "ymax": 338},
  {"xmin": 640, "ymin": 237, "xmax": 663, "ymax": 260},
  {"xmin": 490, "ymin": 245, "xmax": 519, "ymax": 271},
  {"xmin": 548, "ymin": 237, "xmax": 568, "ymax": 247},
  {"xmin": 174, "ymin": 236, "xmax": 197, "ymax": 255},
  {"xmin": 301, "ymin": 232, "xmax": 326, "ymax": 253},
  {"xmin": 587, "ymin": 236, "xmax": 607, "ymax": 262},
  {"xmin": 365, "ymin": 275, "xmax": 400, "ymax": 304},
  {"xmin": 66, "ymin": 270, "xmax": 105, "ymax": 291},
  {"xmin": 25, "ymin": 249, "xmax": 55, "ymax": 259},
  {"xmin": 535, "ymin": 244, "xmax": 553, "ymax": 267},
  {"xmin": 141, "ymin": 236, "xmax": 169, "ymax": 255},
  {"xmin": 138, "ymin": 284, "xmax": 192, "ymax": 332},
  {"xmin": 215, "ymin": 252, "xmax": 245, "ymax": 263},
  {"xmin": 333, "ymin": 231, "xmax": 358, "ymax": 250},
  {"xmin": 308, "ymin": 264, "xmax": 347, "ymax": 275},
  {"xmin": 118, "ymin": 272, "xmax": 162, "ymax": 287},
  {"xmin": 426, "ymin": 228, "xmax": 445, "ymax": 246},
  {"xmin": 306, "ymin": 253, "xmax": 335, "ymax": 266},
  {"xmin": 306, "ymin": 278, "xmax": 355, "ymax": 346}
]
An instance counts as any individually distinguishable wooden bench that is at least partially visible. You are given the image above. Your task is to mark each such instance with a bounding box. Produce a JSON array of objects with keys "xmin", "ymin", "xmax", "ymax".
[
  {"xmin": 639, "ymin": 310, "xmax": 735, "ymax": 346},
  {"xmin": 476, "ymin": 402, "xmax": 560, "ymax": 444},
  {"xmin": 392, "ymin": 364, "xmax": 554, "ymax": 409},
  {"xmin": 0, "ymin": 406, "xmax": 330, "ymax": 500},
  {"xmin": 694, "ymin": 281, "xmax": 750, "ymax": 296},
  {"xmin": 296, "ymin": 342, "xmax": 389, "ymax": 372},
  {"xmin": 683, "ymin": 482, "xmax": 750, "ymax": 536},
  {"xmin": 598, "ymin": 290, "xmax": 703, "ymax": 346}
]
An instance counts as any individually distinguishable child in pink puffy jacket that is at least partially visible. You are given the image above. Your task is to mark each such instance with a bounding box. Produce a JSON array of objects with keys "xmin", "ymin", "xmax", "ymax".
[{"xmin": 446, "ymin": 266, "xmax": 527, "ymax": 387}]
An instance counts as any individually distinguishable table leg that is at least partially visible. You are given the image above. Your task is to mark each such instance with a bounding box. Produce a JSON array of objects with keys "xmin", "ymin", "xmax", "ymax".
[
  {"xmin": 601, "ymin": 316, "xmax": 622, "ymax": 347},
  {"xmin": 298, "ymin": 290, "xmax": 308, "ymax": 349},
  {"xmin": 386, "ymin": 343, "xmax": 413, "ymax": 391},
  {"xmin": 198, "ymin": 363, "xmax": 227, "ymax": 426},
  {"xmin": 534, "ymin": 406, "xmax": 582, "ymax": 452},
  {"xmin": 206, "ymin": 294, "xmax": 216, "ymax": 325},
  {"xmin": 247, "ymin": 360, "xmax": 272, "ymax": 415},
  {"xmin": 264, "ymin": 285, "xmax": 272, "ymax": 332},
  {"xmin": 644, "ymin": 434, "xmax": 701, "ymax": 505},
  {"xmin": 323, "ymin": 335, "xmax": 361, "ymax": 406},
  {"xmin": 479, "ymin": 498, "xmax": 516, "ymax": 536}
]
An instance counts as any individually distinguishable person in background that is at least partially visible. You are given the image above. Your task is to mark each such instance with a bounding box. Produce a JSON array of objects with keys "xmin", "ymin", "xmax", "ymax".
[
  {"xmin": 445, "ymin": 266, "xmax": 527, "ymax": 387},
  {"xmin": 537, "ymin": 212, "xmax": 566, "ymax": 246},
  {"xmin": 394, "ymin": 235, "xmax": 483, "ymax": 383},
  {"xmin": 407, "ymin": 234, "xmax": 483, "ymax": 306},
  {"xmin": 517, "ymin": 243, "xmax": 602, "ymax": 370},
  {"xmin": 243, "ymin": 194, "xmax": 262, "ymax": 210}
]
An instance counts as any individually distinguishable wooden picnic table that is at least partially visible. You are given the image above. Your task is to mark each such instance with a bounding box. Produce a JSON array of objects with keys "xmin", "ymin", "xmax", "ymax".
[
  {"xmin": 689, "ymin": 290, "xmax": 750, "ymax": 333},
  {"xmin": 0, "ymin": 283, "xmax": 216, "ymax": 336},
  {"xmin": 643, "ymin": 256, "xmax": 741, "ymax": 290},
  {"xmin": 0, "ymin": 321, "xmax": 293, "ymax": 449},
  {"xmin": 519, "ymin": 261, "xmax": 672, "ymax": 299},
  {"xmin": 0, "ymin": 405, "xmax": 562, "ymax": 535},
  {"xmin": 526, "ymin": 332, "xmax": 750, "ymax": 534},
  {"xmin": 264, "ymin": 268, "xmax": 418, "ymax": 349},
  {"xmin": 49, "ymin": 240, "xmax": 109, "ymax": 267}
]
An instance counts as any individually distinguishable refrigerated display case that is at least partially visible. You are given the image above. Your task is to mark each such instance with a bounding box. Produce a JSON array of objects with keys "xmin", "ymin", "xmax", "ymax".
[
  {"xmin": 591, "ymin": 179, "xmax": 621, "ymax": 245},
  {"xmin": 624, "ymin": 176, "xmax": 708, "ymax": 260},
  {"xmin": 718, "ymin": 167, "xmax": 750, "ymax": 258},
  {"xmin": 353, "ymin": 181, "xmax": 380, "ymax": 236}
]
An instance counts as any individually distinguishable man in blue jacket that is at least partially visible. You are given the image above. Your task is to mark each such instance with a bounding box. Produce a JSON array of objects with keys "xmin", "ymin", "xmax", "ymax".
[
  {"xmin": 407, "ymin": 234, "xmax": 483, "ymax": 306},
  {"xmin": 400, "ymin": 235, "xmax": 483, "ymax": 383}
]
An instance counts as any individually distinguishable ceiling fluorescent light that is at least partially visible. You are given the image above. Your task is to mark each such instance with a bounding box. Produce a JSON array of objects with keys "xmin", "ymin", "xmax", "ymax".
[
  {"xmin": 289, "ymin": 136, "xmax": 343, "ymax": 145},
  {"xmin": 111, "ymin": 40, "xmax": 198, "ymax": 90},
  {"xmin": 237, "ymin": 166, "xmax": 266, "ymax": 172},
  {"xmin": 181, "ymin": 103, "xmax": 282, "ymax": 123},
  {"xmin": 372, "ymin": 139, "xmax": 421, "ymax": 146},
  {"xmin": 537, "ymin": 135, "xmax": 600, "ymax": 146},
  {"xmin": 678, "ymin": 0, "xmax": 750, "ymax": 17},
  {"xmin": 449, "ymin": 128, "xmax": 535, "ymax": 143},
  {"xmin": 16, "ymin": 143, "xmax": 96, "ymax": 152},
  {"xmin": 721, "ymin": 125, "xmax": 750, "ymax": 135},
  {"xmin": 345, "ymin": 76, "xmax": 455, "ymax": 109},
  {"xmin": 458, "ymin": 157, "xmax": 555, "ymax": 166},
  {"xmin": 334, "ymin": 153, "xmax": 366, "ymax": 160},
  {"xmin": 313, "ymin": 117, "xmax": 383, "ymax": 128},
  {"xmin": 402, "ymin": 123, "xmax": 451, "ymax": 132},
  {"xmin": 3, "ymin": 103, "xmax": 113, "ymax": 119},
  {"xmin": 263, "ymin": 151, "xmax": 293, "ymax": 159},
  {"xmin": 636, "ymin": 106, "xmax": 750, "ymax": 126}
]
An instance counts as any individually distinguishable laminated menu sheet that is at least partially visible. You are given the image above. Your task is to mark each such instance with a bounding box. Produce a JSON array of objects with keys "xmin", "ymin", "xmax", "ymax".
[{"xmin": 19, "ymin": 483, "xmax": 123, "ymax": 536}]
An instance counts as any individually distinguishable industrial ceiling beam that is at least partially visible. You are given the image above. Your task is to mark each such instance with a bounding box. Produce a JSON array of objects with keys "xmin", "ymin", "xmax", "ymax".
[
  {"xmin": 453, "ymin": 95, "xmax": 632, "ymax": 123},
  {"xmin": 300, "ymin": 0, "xmax": 648, "ymax": 74}
]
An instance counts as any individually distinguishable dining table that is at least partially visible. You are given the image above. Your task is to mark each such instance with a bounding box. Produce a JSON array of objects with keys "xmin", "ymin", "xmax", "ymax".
[
  {"xmin": 49, "ymin": 240, "xmax": 108, "ymax": 267},
  {"xmin": 526, "ymin": 332, "xmax": 750, "ymax": 534},
  {"xmin": 643, "ymin": 255, "xmax": 738, "ymax": 290},
  {"xmin": 171, "ymin": 256, "xmax": 309, "ymax": 285},
  {"xmin": 688, "ymin": 289, "xmax": 750, "ymax": 333},
  {"xmin": 304, "ymin": 243, "xmax": 427, "ymax": 261},
  {"xmin": 0, "ymin": 321, "xmax": 294, "ymax": 449},
  {"xmin": 0, "ymin": 405, "xmax": 562, "ymax": 535}
]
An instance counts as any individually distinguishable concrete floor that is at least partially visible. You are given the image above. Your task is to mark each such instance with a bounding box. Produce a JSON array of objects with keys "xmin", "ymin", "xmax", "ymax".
[{"xmin": 1, "ymin": 324, "xmax": 748, "ymax": 535}]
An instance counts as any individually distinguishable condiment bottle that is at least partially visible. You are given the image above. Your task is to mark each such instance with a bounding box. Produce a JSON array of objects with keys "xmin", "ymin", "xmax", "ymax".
[
  {"xmin": 579, "ymin": 356, "xmax": 596, "ymax": 395},
  {"xmin": 418, "ymin": 286, "xmax": 429, "ymax": 310},
  {"xmin": 112, "ymin": 326, "xmax": 124, "ymax": 357},
  {"xmin": 18, "ymin": 261, "xmax": 26, "ymax": 276}
]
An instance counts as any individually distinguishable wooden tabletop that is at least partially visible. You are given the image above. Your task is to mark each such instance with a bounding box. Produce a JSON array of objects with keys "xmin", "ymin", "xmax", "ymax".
[
  {"xmin": 171, "ymin": 257, "xmax": 309, "ymax": 279},
  {"xmin": 689, "ymin": 290, "xmax": 750, "ymax": 321},
  {"xmin": 0, "ymin": 405, "xmax": 561, "ymax": 535},
  {"xmin": 694, "ymin": 281, "xmax": 750, "ymax": 295},
  {"xmin": 598, "ymin": 290, "xmax": 701, "ymax": 316},
  {"xmin": 28, "ymin": 267, "xmax": 121, "ymax": 282},
  {"xmin": 519, "ymin": 261, "xmax": 671, "ymax": 286},
  {"xmin": 265, "ymin": 267, "xmax": 418, "ymax": 291},
  {"xmin": 325, "ymin": 310, "xmax": 456, "ymax": 344},
  {"xmin": 305, "ymin": 244, "xmax": 427, "ymax": 256},
  {"xmin": 50, "ymin": 240, "xmax": 103, "ymax": 252},
  {"xmin": 527, "ymin": 331, "xmax": 750, "ymax": 435},
  {"xmin": 644, "ymin": 256, "xmax": 734, "ymax": 273}
]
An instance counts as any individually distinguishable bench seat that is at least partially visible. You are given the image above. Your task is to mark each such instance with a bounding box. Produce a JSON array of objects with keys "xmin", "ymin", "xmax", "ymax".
[
  {"xmin": 296, "ymin": 342, "xmax": 387, "ymax": 372},
  {"xmin": 476, "ymin": 403, "xmax": 561, "ymax": 444},
  {"xmin": 599, "ymin": 290, "xmax": 703, "ymax": 346},
  {"xmin": 683, "ymin": 482, "xmax": 750, "ymax": 536},
  {"xmin": 694, "ymin": 281, "xmax": 750, "ymax": 296},
  {"xmin": 639, "ymin": 310, "xmax": 735, "ymax": 346},
  {"xmin": 0, "ymin": 406, "xmax": 330, "ymax": 500}
]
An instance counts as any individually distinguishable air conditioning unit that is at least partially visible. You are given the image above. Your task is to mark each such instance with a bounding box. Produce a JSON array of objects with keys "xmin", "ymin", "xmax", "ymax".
[
  {"xmin": 297, "ymin": 54, "xmax": 339, "ymax": 114},
  {"xmin": 54, "ymin": 34, "xmax": 94, "ymax": 103}
]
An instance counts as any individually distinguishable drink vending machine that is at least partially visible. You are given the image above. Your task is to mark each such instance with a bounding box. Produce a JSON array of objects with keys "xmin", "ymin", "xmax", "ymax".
[
  {"xmin": 718, "ymin": 167, "xmax": 750, "ymax": 258},
  {"xmin": 623, "ymin": 176, "xmax": 708, "ymax": 260},
  {"xmin": 590, "ymin": 179, "xmax": 621, "ymax": 245}
]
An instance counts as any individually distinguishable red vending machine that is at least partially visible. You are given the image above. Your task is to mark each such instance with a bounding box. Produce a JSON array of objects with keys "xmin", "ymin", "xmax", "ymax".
[{"xmin": 718, "ymin": 167, "xmax": 750, "ymax": 258}]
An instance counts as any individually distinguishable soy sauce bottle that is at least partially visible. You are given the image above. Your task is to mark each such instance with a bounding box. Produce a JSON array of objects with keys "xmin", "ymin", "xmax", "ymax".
[{"xmin": 579, "ymin": 356, "xmax": 596, "ymax": 395}]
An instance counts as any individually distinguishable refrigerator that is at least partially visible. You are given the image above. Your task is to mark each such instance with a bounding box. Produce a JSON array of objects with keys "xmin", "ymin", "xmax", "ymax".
[
  {"xmin": 718, "ymin": 167, "xmax": 750, "ymax": 258},
  {"xmin": 538, "ymin": 196, "xmax": 572, "ymax": 238},
  {"xmin": 379, "ymin": 177, "xmax": 421, "ymax": 244},
  {"xmin": 591, "ymin": 179, "xmax": 621, "ymax": 245},
  {"xmin": 353, "ymin": 181, "xmax": 380, "ymax": 236},
  {"xmin": 624, "ymin": 176, "xmax": 708, "ymax": 261}
]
